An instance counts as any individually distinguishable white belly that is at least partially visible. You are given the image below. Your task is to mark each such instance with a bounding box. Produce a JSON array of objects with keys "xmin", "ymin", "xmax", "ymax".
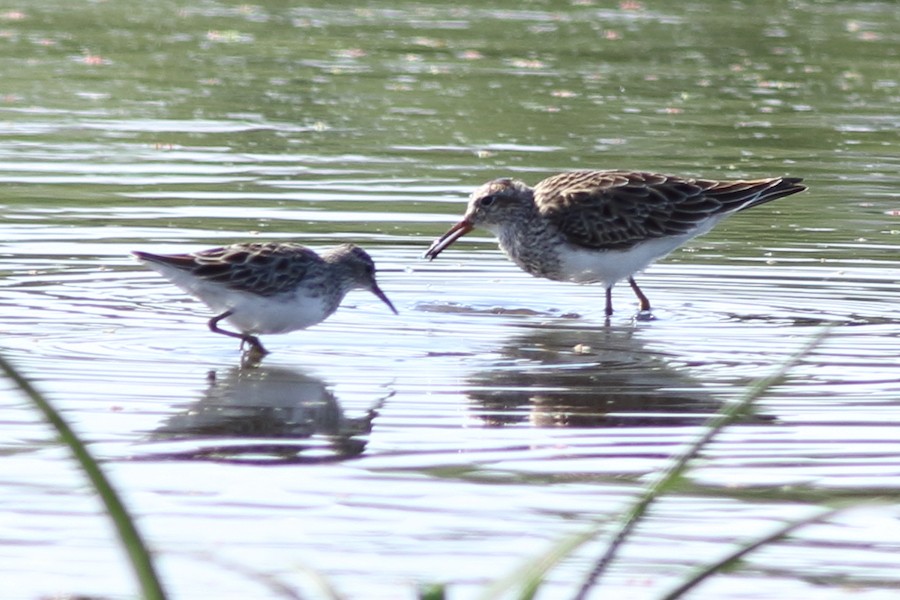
[
  {"xmin": 221, "ymin": 291, "xmax": 334, "ymax": 335},
  {"xmin": 557, "ymin": 234, "xmax": 697, "ymax": 287}
]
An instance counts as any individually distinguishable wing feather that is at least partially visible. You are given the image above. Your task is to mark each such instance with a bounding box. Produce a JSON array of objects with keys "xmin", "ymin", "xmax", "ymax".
[
  {"xmin": 535, "ymin": 170, "xmax": 804, "ymax": 250},
  {"xmin": 137, "ymin": 242, "xmax": 321, "ymax": 296}
]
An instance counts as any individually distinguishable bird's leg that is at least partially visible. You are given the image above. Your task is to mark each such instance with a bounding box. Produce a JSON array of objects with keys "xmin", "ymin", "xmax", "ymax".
[
  {"xmin": 208, "ymin": 310, "xmax": 241, "ymax": 339},
  {"xmin": 604, "ymin": 286, "xmax": 614, "ymax": 317},
  {"xmin": 208, "ymin": 311, "xmax": 269, "ymax": 356},
  {"xmin": 628, "ymin": 277, "xmax": 652, "ymax": 313}
]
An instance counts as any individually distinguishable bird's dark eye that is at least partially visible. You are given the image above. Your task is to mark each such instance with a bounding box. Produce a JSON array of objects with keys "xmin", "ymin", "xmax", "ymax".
[{"xmin": 480, "ymin": 195, "xmax": 497, "ymax": 207}]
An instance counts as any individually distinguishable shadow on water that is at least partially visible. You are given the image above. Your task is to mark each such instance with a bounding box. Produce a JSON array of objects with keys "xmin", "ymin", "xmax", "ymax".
[
  {"xmin": 466, "ymin": 323, "xmax": 767, "ymax": 428},
  {"xmin": 146, "ymin": 365, "xmax": 391, "ymax": 464}
]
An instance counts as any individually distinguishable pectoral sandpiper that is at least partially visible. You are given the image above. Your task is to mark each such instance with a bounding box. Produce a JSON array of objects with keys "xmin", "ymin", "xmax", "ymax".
[{"xmin": 425, "ymin": 170, "xmax": 806, "ymax": 316}]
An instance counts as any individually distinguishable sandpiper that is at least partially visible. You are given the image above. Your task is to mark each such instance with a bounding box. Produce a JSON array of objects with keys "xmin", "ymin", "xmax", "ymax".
[
  {"xmin": 425, "ymin": 170, "xmax": 806, "ymax": 316},
  {"xmin": 133, "ymin": 242, "xmax": 397, "ymax": 355}
]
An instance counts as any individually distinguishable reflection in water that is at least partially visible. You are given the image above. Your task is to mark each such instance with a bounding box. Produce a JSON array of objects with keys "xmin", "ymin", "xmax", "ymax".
[
  {"xmin": 468, "ymin": 325, "xmax": 726, "ymax": 428},
  {"xmin": 151, "ymin": 366, "xmax": 389, "ymax": 464}
]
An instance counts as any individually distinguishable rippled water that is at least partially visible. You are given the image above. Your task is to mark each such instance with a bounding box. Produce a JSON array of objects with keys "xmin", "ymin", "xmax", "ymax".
[{"xmin": 1, "ymin": 1, "xmax": 900, "ymax": 599}]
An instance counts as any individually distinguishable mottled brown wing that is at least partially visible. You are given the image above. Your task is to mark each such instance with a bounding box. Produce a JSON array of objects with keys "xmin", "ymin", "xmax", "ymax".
[
  {"xmin": 534, "ymin": 170, "xmax": 804, "ymax": 251},
  {"xmin": 533, "ymin": 171, "xmax": 719, "ymax": 250},
  {"xmin": 195, "ymin": 242, "xmax": 323, "ymax": 296},
  {"xmin": 142, "ymin": 242, "xmax": 322, "ymax": 296}
]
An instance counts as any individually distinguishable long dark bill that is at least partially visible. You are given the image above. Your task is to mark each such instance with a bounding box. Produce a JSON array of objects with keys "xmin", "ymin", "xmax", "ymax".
[
  {"xmin": 370, "ymin": 282, "xmax": 399, "ymax": 315},
  {"xmin": 424, "ymin": 220, "xmax": 474, "ymax": 260}
]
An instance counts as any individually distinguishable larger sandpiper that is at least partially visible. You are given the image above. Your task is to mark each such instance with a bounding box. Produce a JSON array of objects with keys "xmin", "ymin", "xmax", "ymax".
[
  {"xmin": 133, "ymin": 242, "xmax": 397, "ymax": 355},
  {"xmin": 425, "ymin": 170, "xmax": 806, "ymax": 316}
]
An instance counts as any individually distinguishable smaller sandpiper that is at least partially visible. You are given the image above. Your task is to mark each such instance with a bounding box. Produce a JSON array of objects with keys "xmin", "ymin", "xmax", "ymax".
[
  {"xmin": 425, "ymin": 170, "xmax": 807, "ymax": 316},
  {"xmin": 133, "ymin": 242, "xmax": 397, "ymax": 355}
]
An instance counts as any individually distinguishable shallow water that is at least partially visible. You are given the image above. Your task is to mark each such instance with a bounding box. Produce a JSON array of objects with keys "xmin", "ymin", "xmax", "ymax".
[{"xmin": 1, "ymin": 1, "xmax": 900, "ymax": 599}]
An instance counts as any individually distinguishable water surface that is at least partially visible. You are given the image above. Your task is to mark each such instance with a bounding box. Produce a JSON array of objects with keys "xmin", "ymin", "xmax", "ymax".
[{"xmin": 1, "ymin": 1, "xmax": 899, "ymax": 599}]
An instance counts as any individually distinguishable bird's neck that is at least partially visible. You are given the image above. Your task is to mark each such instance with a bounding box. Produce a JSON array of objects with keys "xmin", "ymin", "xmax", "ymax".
[
  {"xmin": 493, "ymin": 204, "xmax": 563, "ymax": 277},
  {"xmin": 493, "ymin": 201, "xmax": 547, "ymax": 246}
]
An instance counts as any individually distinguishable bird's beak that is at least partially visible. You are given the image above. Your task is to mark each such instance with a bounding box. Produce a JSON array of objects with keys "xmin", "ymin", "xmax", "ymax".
[
  {"xmin": 424, "ymin": 219, "xmax": 474, "ymax": 260},
  {"xmin": 370, "ymin": 282, "xmax": 398, "ymax": 315}
]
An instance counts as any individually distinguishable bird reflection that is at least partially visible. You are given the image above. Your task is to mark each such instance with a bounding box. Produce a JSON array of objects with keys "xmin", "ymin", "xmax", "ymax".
[
  {"xmin": 467, "ymin": 325, "xmax": 726, "ymax": 428},
  {"xmin": 151, "ymin": 365, "xmax": 390, "ymax": 463}
]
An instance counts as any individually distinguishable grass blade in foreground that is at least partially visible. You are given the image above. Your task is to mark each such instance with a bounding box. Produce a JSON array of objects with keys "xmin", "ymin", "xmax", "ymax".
[
  {"xmin": 475, "ymin": 328, "xmax": 830, "ymax": 600},
  {"xmin": 570, "ymin": 327, "xmax": 831, "ymax": 599},
  {"xmin": 0, "ymin": 354, "xmax": 167, "ymax": 600},
  {"xmin": 475, "ymin": 526, "xmax": 600, "ymax": 600},
  {"xmin": 659, "ymin": 505, "xmax": 844, "ymax": 600}
]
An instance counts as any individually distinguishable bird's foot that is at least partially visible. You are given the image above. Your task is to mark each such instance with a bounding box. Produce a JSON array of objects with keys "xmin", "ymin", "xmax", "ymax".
[
  {"xmin": 240, "ymin": 350, "xmax": 264, "ymax": 368},
  {"xmin": 239, "ymin": 335, "xmax": 269, "ymax": 357},
  {"xmin": 633, "ymin": 309, "xmax": 656, "ymax": 322}
]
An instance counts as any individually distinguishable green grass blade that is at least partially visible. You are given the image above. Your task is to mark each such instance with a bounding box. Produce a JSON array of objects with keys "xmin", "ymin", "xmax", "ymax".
[
  {"xmin": 572, "ymin": 327, "xmax": 830, "ymax": 599},
  {"xmin": 471, "ymin": 328, "xmax": 831, "ymax": 600},
  {"xmin": 571, "ymin": 327, "xmax": 831, "ymax": 599},
  {"xmin": 475, "ymin": 526, "xmax": 599, "ymax": 600},
  {"xmin": 659, "ymin": 505, "xmax": 845, "ymax": 600},
  {"xmin": 0, "ymin": 354, "xmax": 167, "ymax": 600},
  {"xmin": 418, "ymin": 582, "xmax": 447, "ymax": 600}
]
